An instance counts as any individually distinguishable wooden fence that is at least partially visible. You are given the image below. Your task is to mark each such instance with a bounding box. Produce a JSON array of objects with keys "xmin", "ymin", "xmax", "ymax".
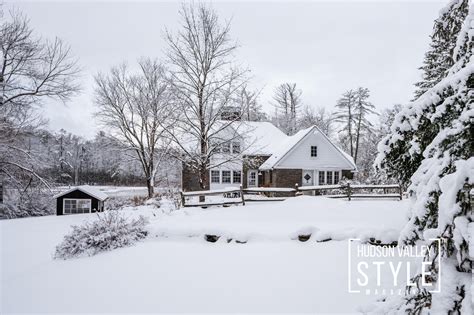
[{"xmin": 181, "ymin": 183, "xmax": 403, "ymax": 207}]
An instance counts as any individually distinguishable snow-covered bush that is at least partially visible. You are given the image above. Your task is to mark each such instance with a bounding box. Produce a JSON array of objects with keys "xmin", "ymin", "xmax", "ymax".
[
  {"xmin": 105, "ymin": 195, "xmax": 148, "ymax": 210},
  {"xmin": 0, "ymin": 188, "xmax": 54, "ymax": 219},
  {"xmin": 154, "ymin": 187, "xmax": 181, "ymax": 210},
  {"xmin": 54, "ymin": 211, "xmax": 149, "ymax": 259}
]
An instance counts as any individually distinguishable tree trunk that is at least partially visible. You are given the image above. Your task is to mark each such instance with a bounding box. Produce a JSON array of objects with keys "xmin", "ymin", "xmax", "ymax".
[
  {"xmin": 354, "ymin": 113, "xmax": 362, "ymax": 164},
  {"xmin": 0, "ymin": 181, "xmax": 3, "ymax": 204},
  {"xmin": 0, "ymin": 67, "xmax": 4, "ymax": 106},
  {"xmin": 348, "ymin": 105, "xmax": 353, "ymax": 157},
  {"xmin": 198, "ymin": 163, "xmax": 209, "ymax": 202},
  {"xmin": 146, "ymin": 178, "xmax": 154, "ymax": 199},
  {"xmin": 74, "ymin": 167, "xmax": 79, "ymax": 186}
]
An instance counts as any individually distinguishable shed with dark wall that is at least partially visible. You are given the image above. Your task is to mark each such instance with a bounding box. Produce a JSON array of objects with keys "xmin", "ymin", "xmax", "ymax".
[{"xmin": 54, "ymin": 185, "xmax": 108, "ymax": 215}]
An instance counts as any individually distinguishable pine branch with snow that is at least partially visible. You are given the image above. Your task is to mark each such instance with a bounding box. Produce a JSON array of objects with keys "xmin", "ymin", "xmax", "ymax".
[{"xmin": 413, "ymin": 0, "xmax": 469, "ymax": 100}]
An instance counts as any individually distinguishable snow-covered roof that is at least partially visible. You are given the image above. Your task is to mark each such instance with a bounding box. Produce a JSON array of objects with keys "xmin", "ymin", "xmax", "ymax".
[
  {"xmin": 53, "ymin": 185, "xmax": 109, "ymax": 201},
  {"xmin": 238, "ymin": 121, "xmax": 287, "ymax": 155},
  {"xmin": 259, "ymin": 125, "xmax": 356, "ymax": 170},
  {"xmin": 169, "ymin": 120, "xmax": 286, "ymax": 156},
  {"xmin": 259, "ymin": 127, "xmax": 311, "ymax": 169}
]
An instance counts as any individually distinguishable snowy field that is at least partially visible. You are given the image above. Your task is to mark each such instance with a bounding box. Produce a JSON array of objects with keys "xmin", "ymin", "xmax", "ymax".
[{"xmin": 1, "ymin": 196, "xmax": 412, "ymax": 313}]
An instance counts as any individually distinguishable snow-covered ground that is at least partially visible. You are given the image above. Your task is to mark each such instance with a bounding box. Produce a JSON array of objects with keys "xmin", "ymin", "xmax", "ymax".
[
  {"xmin": 1, "ymin": 196, "xmax": 411, "ymax": 313},
  {"xmin": 156, "ymin": 196, "xmax": 406, "ymax": 243}
]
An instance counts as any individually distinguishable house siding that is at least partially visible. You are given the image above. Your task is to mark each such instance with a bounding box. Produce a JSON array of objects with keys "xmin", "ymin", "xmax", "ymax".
[
  {"xmin": 56, "ymin": 190, "xmax": 102, "ymax": 215},
  {"xmin": 261, "ymin": 168, "xmax": 301, "ymax": 196},
  {"xmin": 273, "ymin": 169, "xmax": 302, "ymax": 188}
]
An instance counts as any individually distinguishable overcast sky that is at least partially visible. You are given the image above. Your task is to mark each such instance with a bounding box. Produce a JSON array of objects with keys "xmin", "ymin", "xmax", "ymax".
[{"xmin": 6, "ymin": 0, "xmax": 444, "ymax": 139}]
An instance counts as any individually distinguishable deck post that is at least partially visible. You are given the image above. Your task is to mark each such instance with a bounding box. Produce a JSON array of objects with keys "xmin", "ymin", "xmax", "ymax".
[
  {"xmin": 347, "ymin": 183, "xmax": 351, "ymax": 201},
  {"xmin": 294, "ymin": 183, "xmax": 299, "ymax": 196},
  {"xmin": 398, "ymin": 184, "xmax": 403, "ymax": 200},
  {"xmin": 240, "ymin": 185, "xmax": 245, "ymax": 206}
]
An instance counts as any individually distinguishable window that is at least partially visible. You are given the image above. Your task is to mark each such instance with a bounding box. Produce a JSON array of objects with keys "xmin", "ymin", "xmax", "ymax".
[
  {"xmin": 311, "ymin": 146, "xmax": 318, "ymax": 157},
  {"xmin": 318, "ymin": 171, "xmax": 325, "ymax": 185},
  {"xmin": 326, "ymin": 171, "xmax": 333, "ymax": 185},
  {"xmin": 334, "ymin": 171, "xmax": 340, "ymax": 184},
  {"xmin": 222, "ymin": 170, "xmax": 231, "ymax": 183},
  {"xmin": 233, "ymin": 171, "xmax": 242, "ymax": 184},
  {"xmin": 248, "ymin": 171, "xmax": 257, "ymax": 187},
  {"xmin": 232, "ymin": 142, "xmax": 241, "ymax": 154},
  {"xmin": 211, "ymin": 170, "xmax": 220, "ymax": 183},
  {"xmin": 221, "ymin": 142, "xmax": 231, "ymax": 154},
  {"xmin": 64, "ymin": 199, "xmax": 91, "ymax": 214}
]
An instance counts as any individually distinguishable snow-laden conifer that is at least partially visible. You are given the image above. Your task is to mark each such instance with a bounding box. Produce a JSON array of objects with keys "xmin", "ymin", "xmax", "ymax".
[
  {"xmin": 413, "ymin": 0, "xmax": 469, "ymax": 100},
  {"xmin": 373, "ymin": 2, "xmax": 473, "ymax": 313}
]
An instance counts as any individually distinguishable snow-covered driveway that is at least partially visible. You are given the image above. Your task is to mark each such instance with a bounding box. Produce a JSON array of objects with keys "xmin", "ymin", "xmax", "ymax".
[{"xmin": 1, "ymin": 197, "xmax": 410, "ymax": 313}]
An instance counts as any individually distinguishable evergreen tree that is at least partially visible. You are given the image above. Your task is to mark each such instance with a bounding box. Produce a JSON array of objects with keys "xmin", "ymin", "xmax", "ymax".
[
  {"xmin": 374, "ymin": 3, "xmax": 473, "ymax": 313},
  {"xmin": 334, "ymin": 89, "xmax": 357, "ymax": 157},
  {"xmin": 413, "ymin": 0, "xmax": 469, "ymax": 100},
  {"xmin": 353, "ymin": 87, "xmax": 377, "ymax": 163}
]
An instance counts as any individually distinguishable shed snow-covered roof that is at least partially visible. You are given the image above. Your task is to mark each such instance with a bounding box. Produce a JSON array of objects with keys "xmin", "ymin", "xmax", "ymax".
[
  {"xmin": 53, "ymin": 185, "xmax": 109, "ymax": 201},
  {"xmin": 259, "ymin": 125, "xmax": 356, "ymax": 170}
]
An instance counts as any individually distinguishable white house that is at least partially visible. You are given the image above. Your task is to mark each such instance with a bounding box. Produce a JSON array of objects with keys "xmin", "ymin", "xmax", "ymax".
[{"xmin": 181, "ymin": 122, "xmax": 357, "ymax": 191}]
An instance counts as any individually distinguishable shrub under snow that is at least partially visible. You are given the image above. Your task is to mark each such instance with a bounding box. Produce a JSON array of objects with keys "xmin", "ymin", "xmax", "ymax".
[{"xmin": 54, "ymin": 211, "xmax": 149, "ymax": 259}]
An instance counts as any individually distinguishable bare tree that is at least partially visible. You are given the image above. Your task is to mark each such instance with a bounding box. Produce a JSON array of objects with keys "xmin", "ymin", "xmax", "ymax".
[
  {"xmin": 1, "ymin": 10, "xmax": 80, "ymax": 109},
  {"xmin": 51, "ymin": 129, "xmax": 87, "ymax": 185},
  {"xmin": 0, "ymin": 8, "xmax": 80, "ymax": 206},
  {"xmin": 94, "ymin": 59, "xmax": 172, "ymax": 198},
  {"xmin": 165, "ymin": 3, "xmax": 248, "ymax": 191},
  {"xmin": 298, "ymin": 105, "xmax": 333, "ymax": 137},
  {"xmin": 272, "ymin": 83, "xmax": 302, "ymax": 135},
  {"xmin": 238, "ymin": 85, "xmax": 265, "ymax": 121}
]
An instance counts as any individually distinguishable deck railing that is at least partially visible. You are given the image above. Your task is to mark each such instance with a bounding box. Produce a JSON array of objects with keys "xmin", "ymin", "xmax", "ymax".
[{"xmin": 180, "ymin": 183, "xmax": 403, "ymax": 207}]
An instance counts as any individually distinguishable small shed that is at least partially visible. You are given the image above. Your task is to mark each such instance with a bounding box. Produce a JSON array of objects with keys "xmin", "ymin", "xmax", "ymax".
[{"xmin": 54, "ymin": 185, "xmax": 108, "ymax": 215}]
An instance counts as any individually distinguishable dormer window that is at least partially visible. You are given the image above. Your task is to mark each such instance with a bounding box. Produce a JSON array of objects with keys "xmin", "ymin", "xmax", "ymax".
[{"xmin": 311, "ymin": 146, "xmax": 318, "ymax": 157}]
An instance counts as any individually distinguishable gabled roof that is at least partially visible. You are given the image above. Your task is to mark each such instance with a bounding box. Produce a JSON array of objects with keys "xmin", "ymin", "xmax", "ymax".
[
  {"xmin": 259, "ymin": 125, "xmax": 357, "ymax": 170},
  {"xmin": 259, "ymin": 127, "xmax": 312, "ymax": 169},
  {"xmin": 53, "ymin": 185, "xmax": 109, "ymax": 201}
]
